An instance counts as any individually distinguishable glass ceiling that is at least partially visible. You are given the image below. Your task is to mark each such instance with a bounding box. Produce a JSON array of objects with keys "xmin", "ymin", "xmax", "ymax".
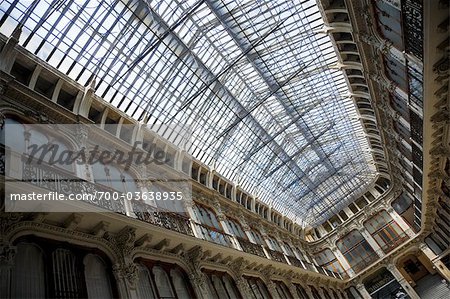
[{"xmin": 0, "ymin": 0, "xmax": 378, "ymax": 226}]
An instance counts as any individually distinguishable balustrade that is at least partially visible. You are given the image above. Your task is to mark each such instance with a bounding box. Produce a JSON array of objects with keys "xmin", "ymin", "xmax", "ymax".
[
  {"xmin": 20, "ymin": 158, "xmax": 126, "ymax": 214},
  {"xmin": 266, "ymin": 248, "xmax": 288, "ymax": 264},
  {"xmin": 133, "ymin": 200, "xmax": 194, "ymax": 236},
  {"xmin": 236, "ymin": 237, "xmax": 267, "ymax": 258}
]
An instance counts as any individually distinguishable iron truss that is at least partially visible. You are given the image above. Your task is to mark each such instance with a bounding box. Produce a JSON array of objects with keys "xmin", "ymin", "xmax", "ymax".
[{"xmin": 0, "ymin": 0, "xmax": 378, "ymax": 225}]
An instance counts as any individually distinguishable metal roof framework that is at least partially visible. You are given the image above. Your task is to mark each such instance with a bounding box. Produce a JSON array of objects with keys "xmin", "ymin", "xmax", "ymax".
[{"xmin": 0, "ymin": 0, "xmax": 378, "ymax": 225}]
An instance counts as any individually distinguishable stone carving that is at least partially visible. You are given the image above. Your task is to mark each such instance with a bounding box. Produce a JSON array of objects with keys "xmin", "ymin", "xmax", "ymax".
[
  {"xmin": 113, "ymin": 262, "xmax": 139, "ymax": 289},
  {"xmin": 24, "ymin": 109, "xmax": 54, "ymax": 124},
  {"xmin": 0, "ymin": 243, "xmax": 17, "ymax": 266},
  {"xmin": 104, "ymin": 226, "xmax": 138, "ymax": 288}
]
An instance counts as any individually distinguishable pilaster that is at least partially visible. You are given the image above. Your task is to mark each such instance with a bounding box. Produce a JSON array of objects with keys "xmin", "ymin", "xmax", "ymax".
[
  {"xmin": 355, "ymin": 283, "xmax": 371, "ymax": 299},
  {"xmin": 331, "ymin": 246, "xmax": 355, "ymax": 277},
  {"xmin": 387, "ymin": 207, "xmax": 415, "ymax": 237},
  {"xmin": 386, "ymin": 264, "xmax": 420, "ymax": 299}
]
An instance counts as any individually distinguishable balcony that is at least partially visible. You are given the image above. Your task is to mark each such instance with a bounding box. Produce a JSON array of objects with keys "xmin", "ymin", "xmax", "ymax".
[
  {"xmin": 236, "ymin": 237, "xmax": 266, "ymax": 258},
  {"xmin": 266, "ymin": 248, "xmax": 288, "ymax": 264},
  {"xmin": 133, "ymin": 200, "xmax": 194, "ymax": 237},
  {"xmin": 1, "ymin": 146, "xmax": 349, "ymax": 281}
]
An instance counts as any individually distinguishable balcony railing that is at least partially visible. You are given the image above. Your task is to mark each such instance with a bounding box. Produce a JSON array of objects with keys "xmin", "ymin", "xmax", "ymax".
[
  {"xmin": 20, "ymin": 158, "xmax": 126, "ymax": 214},
  {"xmin": 0, "ymin": 146, "xmax": 355, "ymax": 280},
  {"xmin": 266, "ymin": 248, "xmax": 288, "ymax": 264},
  {"xmin": 287, "ymin": 256, "xmax": 304, "ymax": 268},
  {"xmin": 236, "ymin": 237, "xmax": 266, "ymax": 258}
]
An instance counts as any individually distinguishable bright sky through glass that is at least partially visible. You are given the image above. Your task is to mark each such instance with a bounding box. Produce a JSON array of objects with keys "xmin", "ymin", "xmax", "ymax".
[{"xmin": 0, "ymin": 0, "xmax": 378, "ymax": 225}]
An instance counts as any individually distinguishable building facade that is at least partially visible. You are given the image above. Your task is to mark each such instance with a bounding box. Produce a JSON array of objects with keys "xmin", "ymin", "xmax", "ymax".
[{"xmin": 0, "ymin": 0, "xmax": 449, "ymax": 298}]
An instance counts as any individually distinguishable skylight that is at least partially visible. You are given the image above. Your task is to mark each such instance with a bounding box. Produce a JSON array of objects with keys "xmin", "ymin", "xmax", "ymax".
[{"xmin": 0, "ymin": 0, "xmax": 377, "ymax": 225}]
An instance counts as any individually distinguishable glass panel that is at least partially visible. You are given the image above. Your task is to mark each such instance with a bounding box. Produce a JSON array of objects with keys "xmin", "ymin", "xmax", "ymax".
[{"xmin": 0, "ymin": 0, "xmax": 381, "ymax": 225}]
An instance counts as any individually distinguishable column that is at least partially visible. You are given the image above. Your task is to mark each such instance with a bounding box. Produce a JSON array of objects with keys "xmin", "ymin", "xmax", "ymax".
[
  {"xmin": 419, "ymin": 243, "xmax": 450, "ymax": 282},
  {"xmin": 0, "ymin": 26, "xmax": 21, "ymax": 73},
  {"xmin": 331, "ymin": 246, "xmax": 356, "ymax": 277},
  {"xmin": 386, "ymin": 264, "xmax": 420, "ymax": 299},
  {"xmin": 0, "ymin": 242, "xmax": 17, "ymax": 298},
  {"xmin": 212, "ymin": 199, "xmax": 242, "ymax": 250},
  {"xmin": 355, "ymin": 283, "xmax": 371, "ymax": 299},
  {"xmin": 188, "ymin": 270, "xmax": 214, "ymax": 299},
  {"xmin": 388, "ymin": 207, "xmax": 415, "ymax": 237},
  {"xmin": 112, "ymin": 263, "xmax": 136, "ymax": 299},
  {"xmin": 359, "ymin": 226, "xmax": 385, "ymax": 258}
]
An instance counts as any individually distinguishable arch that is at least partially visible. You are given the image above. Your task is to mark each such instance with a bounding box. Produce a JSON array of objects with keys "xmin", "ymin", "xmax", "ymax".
[
  {"xmin": 336, "ymin": 229, "xmax": 377, "ymax": 273},
  {"xmin": 8, "ymin": 226, "xmax": 119, "ymax": 264},
  {"xmin": 136, "ymin": 265, "xmax": 157, "ymax": 299},
  {"xmin": 170, "ymin": 268, "xmax": 192, "ymax": 299},
  {"xmin": 11, "ymin": 242, "xmax": 46, "ymax": 298},
  {"xmin": 91, "ymin": 160, "xmax": 139, "ymax": 193},
  {"xmin": 153, "ymin": 265, "xmax": 176, "ymax": 298}
]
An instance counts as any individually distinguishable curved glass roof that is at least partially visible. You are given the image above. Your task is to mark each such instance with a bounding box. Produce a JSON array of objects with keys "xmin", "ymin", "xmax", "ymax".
[{"xmin": 0, "ymin": 0, "xmax": 377, "ymax": 225}]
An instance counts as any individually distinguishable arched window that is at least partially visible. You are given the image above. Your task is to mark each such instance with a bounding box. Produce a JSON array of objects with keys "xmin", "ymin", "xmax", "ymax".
[
  {"xmin": 11, "ymin": 243, "xmax": 46, "ymax": 298},
  {"xmin": 223, "ymin": 275, "xmax": 241, "ymax": 299},
  {"xmin": 249, "ymin": 228, "xmax": 265, "ymax": 246},
  {"xmin": 192, "ymin": 204, "xmax": 221, "ymax": 230},
  {"xmin": 152, "ymin": 183, "xmax": 185, "ymax": 213},
  {"xmin": 226, "ymin": 218, "xmax": 247, "ymax": 239},
  {"xmin": 92, "ymin": 161, "xmax": 138, "ymax": 193},
  {"xmin": 212, "ymin": 274, "xmax": 230, "ymax": 298},
  {"xmin": 242, "ymin": 276, "xmax": 271, "ymax": 299},
  {"xmin": 203, "ymin": 270, "xmax": 242, "ymax": 299},
  {"xmin": 364, "ymin": 210, "xmax": 407, "ymax": 253},
  {"xmin": 2, "ymin": 118, "xmax": 73, "ymax": 172},
  {"xmin": 273, "ymin": 280, "xmax": 293, "ymax": 299},
  {"xmin": 136, "ymin": 261, "xmax": 195, "ymax": 299},
  {"xmin": 314, "ymin": 249, "xmax": 344, "ymax": 273},
  {"xmin": 266, "ymin": 236, "xmax": 282, "ymax": 252},
  {"xmin": 52, "ymin": 248, "xmax": 86, "ymax": 298},
  {"xmin": 337, "ymin": 230, "xmax": 377, "ymax": 273},
  {"xmin": 8, "ymin": 238, "xmax": 116, "ymax": 299},
  {"xmin": 294, "ymin": 283, "xmax": 309, "ymax": 299},
  {"xmin": 321, "ymin": 287, "xmax": 332, "ymax": 299},
  {"xmin": 1, "ymin": 118, "xmax": 26, "ymax": 152},
  {"xmin": 84, "ymin": 254, "xmax": 113, "ymax": 299},
  {"xmin": 309, "ymin": 285, "xmax": 321, "ymax": 299}
]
